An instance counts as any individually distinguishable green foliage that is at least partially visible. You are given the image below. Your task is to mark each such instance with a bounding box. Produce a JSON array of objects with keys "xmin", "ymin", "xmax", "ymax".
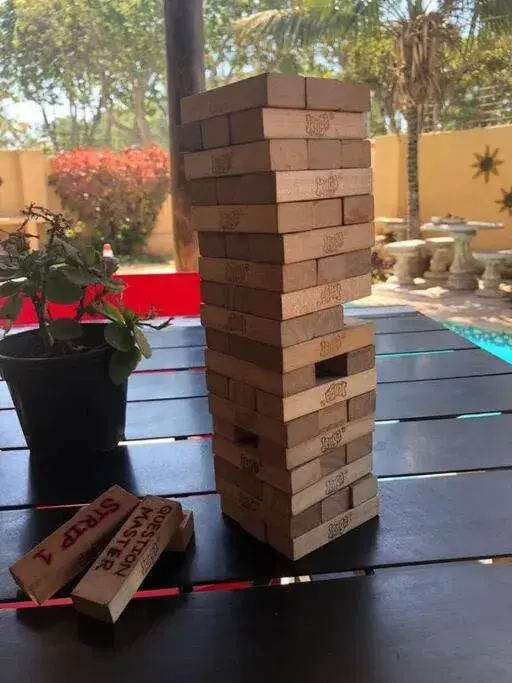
[{"xmin": 0, "ymin": 204, "xmax": 170, "ymax": 384}]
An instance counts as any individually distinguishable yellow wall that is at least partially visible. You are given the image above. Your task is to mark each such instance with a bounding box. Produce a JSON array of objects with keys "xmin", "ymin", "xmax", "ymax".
[
  {"xmin": 0, "ymin": 150, "xmax": 174, "ymax": 257},
  {"xmin": 373, "ymin": 125, "xmax": 512, "ymax": 250}
]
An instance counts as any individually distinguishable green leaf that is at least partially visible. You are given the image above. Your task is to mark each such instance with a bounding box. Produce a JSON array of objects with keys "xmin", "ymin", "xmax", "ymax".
[
  {"xmin": 0, "ymin": 279, "xmax": 27, "ymax": 297},
  {"xmin": 0, "ymin": 295, "xmax": 23, "ymax": 322},
  {"xmin": 103, "ymin": 278, "xmax": 125, "ymax": 293},
  {"xmin": 104, "ymin": 322, "xmax": 134, "ymax": 351},
  {"xmin": 48, "ymin": 318, "xmax": 83, "ymax": 340},
  {"xmin": 82, "ymin": 245, "xmax": 99, "ymax": 267},
  {"xmin": 63, "ymin": 267, "xmax": 97, "ymax": 286},
  {"xmin": 93, "ymin": 301, "xmax": 125, "ymax": 324},
  {"xmin": 134, "ymin": 327, "xmax": 152, "ymax": 359},
  {"xmin": 46, "ymin": 273, "xmax": 82, "ymax": 304},
  {"xmin": 109, "ymin": 347, "xmax": 141, "ymax": 385}
]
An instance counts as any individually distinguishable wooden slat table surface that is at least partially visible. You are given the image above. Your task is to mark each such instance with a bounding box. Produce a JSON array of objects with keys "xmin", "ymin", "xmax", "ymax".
[{"xmin": 1, "ymin": 306, "xmax": 512, "ymax": 683}]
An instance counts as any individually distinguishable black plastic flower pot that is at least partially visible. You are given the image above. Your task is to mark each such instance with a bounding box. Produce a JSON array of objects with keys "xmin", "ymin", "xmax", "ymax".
[{"xmin": 0, "ymin": 323, "xmax": 127, "ymax": 457}]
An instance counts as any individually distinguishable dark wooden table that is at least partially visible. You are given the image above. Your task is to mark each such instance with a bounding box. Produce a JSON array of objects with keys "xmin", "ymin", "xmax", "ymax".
[{"xmin": 1, "ymin": 306, "xmax": 512, "ymax": 682}]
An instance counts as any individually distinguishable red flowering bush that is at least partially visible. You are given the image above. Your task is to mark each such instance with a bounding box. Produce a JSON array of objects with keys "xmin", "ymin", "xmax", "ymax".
[{"xmin": 49, "ymin": 145, "xmax": 170, "ymax": 256}]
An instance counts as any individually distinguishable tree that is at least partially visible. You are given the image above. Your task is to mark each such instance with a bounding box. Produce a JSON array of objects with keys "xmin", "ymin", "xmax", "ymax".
[{"xmin": 237, "ymin": 0, "xmax": 512, "ymax": 237}]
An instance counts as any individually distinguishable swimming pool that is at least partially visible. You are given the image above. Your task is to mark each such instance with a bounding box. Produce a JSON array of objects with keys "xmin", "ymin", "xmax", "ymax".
[{"xmin": 442, "ymin": 321, "xmax": 512, "ymax": 365}]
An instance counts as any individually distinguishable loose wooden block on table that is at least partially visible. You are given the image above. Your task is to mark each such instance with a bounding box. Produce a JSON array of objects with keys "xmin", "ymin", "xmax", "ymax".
[
  {"xmin": 185, "ymin": 140, "xmax": 308, "ymax": 180},
  {"xmin": 205, "ymin": 318, "xmax": 374, "ymax": 373},
  {"xmin": 343, "ymin": 194, "xmax": 374, "ymax": 225},
  {"xmin": 191, "ymin": 198, "xmax": 342, "ymax": 234},
  {"xmin": 201, "ymin": 116, "xmax": 230, "ymax": 150},
  {"xmin": 200, "ymin": 304, "xmax": 344, "ymax": 348},
  {"xmin": 199, "ymin": 256, "xmax": 317, "ymax": 292},
  {"xmin": 181, "ymin": 73, "xmax": 306, "ymax": 124},
  {"xmin": 166, "ymin": 510, "xmax": 195, "ymax": 552},
  {"xmin": 305, "ymin": 78, "xmax": 371, "ymax": 113},
  {"xmin": 229, "ymin": 108, "xmax": 365, "ymax": 144},
  {"xmin": 267, "ymin": 496, "xmax": 378, "ymax": 561},
  {"xmin": 202, "ymin": 273, "xmax": 371, "ymax": 320},
  {"xmin": 72, "ymin": 497, "xmax": 182, "ymax": 624},
  {"xmin": 256, "ymin": 368, "xmax": 377, "ymax": 422},
  {"xmin": 9, "ymin": 485, "xmax": 138, "ymax": 605},
  {"xmin": 214, "ymin": 168, "xmax": 372, "ymax": 205}
]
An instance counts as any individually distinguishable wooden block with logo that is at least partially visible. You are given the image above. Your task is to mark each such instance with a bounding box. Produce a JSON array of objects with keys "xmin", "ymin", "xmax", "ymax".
[
  {"xmin": 166, "ymin": 510, "xmax": 195, "ymax": 551},
  {"xmin": 256, "ymin": 369, "xmax": 377, "ymax": 422},
  {"xmin": 72, "ymin": 497, "xmax": 182, "ymax": 623},
  {"xmin": 259, "ymin": 413, "xmax": 375, "ymax": 470},
  {"xmin": 201, "ymin": 116, "xmax": 230, "ymax": 150},
  {"xmin": 206, "ymin": 349, "xmax": 316, "ymax": 397},
  {"xmin": 181, "ymin": 73, "xmax": 306, "ymax": 123},
  {"xmin": 316, "ymin": 248, "xmax": 371, "ymax": 284},
  {"xmin": 340, "ymin": 140, "xmax": 371, "ymax": 168},
  {"xmin": 305, "ymin": 78, "xmax": 371, "ymax": 112},
  {"xmin": 343, "ymin": 194, "xmax": 374, "ymax": 225},
  {"xmin": 267, "ymin": 496, "xmax": 378, "ymax": 560},
  {"xmin": 199, "ymin": 257, "xmax": 317, "ymax": 292},
  {"xmin": 191, "ymin": 199, "xmax": 342, "ymax": 234},
  {"xmin": 215, "ymin": 169, "xmax": 371, "ymax": 205},
  {"xmin": 9, "ymin": 486, "xmax": 139, "ymax": 605},
  {"xmin": 263, "ymin": 454, "xmax": 372, "ymax": 518},
  {"xmin": 229, "ymin": 108, "xmax": 364, "ymax": 144},
  {"xmin": 201, "ymin": 304, "xmax": 344, "ymax": 348},
  {"xmin": 185, "ymin": 140, "xmax": 308, "ymax": 180},
  {"xmin": 351, "ymin": 474, "xmax": 378, "ymax": 507},
  {"xmin": 202, "ymin": 274, "xmax": 371, "ymax": 320}
]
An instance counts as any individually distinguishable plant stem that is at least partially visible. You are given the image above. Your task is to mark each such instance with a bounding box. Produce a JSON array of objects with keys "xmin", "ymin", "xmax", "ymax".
[{"xmin": 32, "ymin": 295, "xmax": 52, "ymax": 351}]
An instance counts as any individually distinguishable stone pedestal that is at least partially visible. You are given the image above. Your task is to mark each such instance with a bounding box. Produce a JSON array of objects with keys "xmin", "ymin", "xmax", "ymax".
[
  {"xmin": 386, "ymin": 239, "xmax": 426, "ymax": 287},
  {"xmin": 447, "ymin": 231, "xmax": 478, "ymax": 291},
  {"xmin": 423, "ymin": 236, "xmax": 454, "ymax": 286},
  {"xmin": 476, "ymin": 253, "xmax": 507, "ymax": 297}
]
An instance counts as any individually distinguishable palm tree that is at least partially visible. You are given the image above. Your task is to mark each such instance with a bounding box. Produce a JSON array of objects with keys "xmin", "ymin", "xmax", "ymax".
[{"xmin": 237, "ymin": 0, "xmax": 512, "ymax": 237}]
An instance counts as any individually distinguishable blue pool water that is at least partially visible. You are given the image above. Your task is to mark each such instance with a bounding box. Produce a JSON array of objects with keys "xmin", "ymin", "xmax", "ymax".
[{"xmin": 443, "ymin": 321, "xmax": 512, "ymax": 365}]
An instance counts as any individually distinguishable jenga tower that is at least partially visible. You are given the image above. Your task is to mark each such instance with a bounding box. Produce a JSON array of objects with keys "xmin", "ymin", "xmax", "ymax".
[{"xmin": 181, "ymin": 73, "xmax": 377, "ymax": 560}]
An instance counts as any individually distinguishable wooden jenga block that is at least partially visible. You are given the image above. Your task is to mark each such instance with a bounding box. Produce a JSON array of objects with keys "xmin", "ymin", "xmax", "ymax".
[
  {"xmin": 263, "ymin": 455, "xmax": 372, "ymax": 517},
  {"xmin": 200, "ymin": 304, "xmax": 344, "ymax": 348},
  {"xmin": 205, "ymin": 319, "xmax": 373, "ymax": 375},
  {"xmin": 191, "ymin": 199, "xmax": 342, "ymax": 234},
  {"xmin": 351, "ymin": 474, "xmax": 378, "ymax": 507},
  {"xmin": 214, "ymin": 169, "xmax": 371, "ymax": 205},
  {"xmin": 179, "ymin": 121, "xmax": 203, "ymax": 153},
  {"xmin": 229, "ymin": 108, "xmax": 364, "ymax": 144},
  {"xmin": 220, "ymin": 492, "xmax": 266, "ymax": 543},
  {"xmin": 71, "ymin": 497, "xmax": 182, "ymax": 623},
  {"xmin": 319, "ymin": 445, "xmax": 347, "ymax": 476},
  {"xmin": 199, "ymin": 257, "xmax": 317, "ymax": 292},
  {"xmin": 9, "ymin": 486, "xmax": 139, "ymax": 605},
  {"xmin": 316, "ymin": 248, "xmax": 371, "ymax": 284},
  {"xmin": 187, "ymin": 178, "xmax": 217, "ymax": 205},
  {"xmin": 266, "ymin": 496, "xmax": 378, "ymax": 561},
  {"xmin": 346, "ymin": 432, "xmax": 373, "ymax": 464},
  {"xmin": 201, "ymin": 115, "xmax": 230, "ymax": 150},
  {"xmin": 346, "ymin": 345, "xmax": 375, "ymax": 375},
  {"xmin": 228, "ymin": 379, "xmax": 256, "ymax": 410},
  {"xmin": 166, "ymin": 510, "xmax": 195, "ymax": 551},
  {"xmin": 256, "ymin": 369, "xmax": 376, "ymax": 423},
  {"xmin": 213, "ymin": 434, "xmax": 322, "ymax": 495},
  {"xmin": 214, "ymin": 456, "xmax": 265, "ymax": 500},
  {"xmin": 305, "ymin": 78, "xmax": 371, "ymax": 112},
  {"xmin": 259, "ymin": 413, "xmax": 375, "ymax": 470},
  {"xmin": 206, "ymin": 349, "xmax": 316, "ymax": 397},
  {"xmin": 197, "ymin": 232, "xmax": 226, "ymax": 257},
  {"xmin": 343, "ymin": 195, "xmax": 374, "ymax": 225},
  {"xmin": 185, "ymin": 140, "xmax": 308, "ymax": 180},
  {"xmin": 308, "ymin": 139, "xmax": 341, "ymax": 170},
  {"xmin": 348, "ymin": 390, "xmax": 376, "ymax": 421},
  {"xmin": 181, "ymin": 73, "xmax": 306, "ymax": 123},
  {"xmin": 321, "ymin": 487, "xmax": 351, "ymax": 522},
  {"xmin": 340, "ymin": 140, "xmax": 371, "ymax": 168},
  {"xmin": 202, "ymin": 274, "xmax": 371, "ymax": 320},
  {"xmin": 205, "ymin": 370, "xmax": 229, "ymax": 399}
]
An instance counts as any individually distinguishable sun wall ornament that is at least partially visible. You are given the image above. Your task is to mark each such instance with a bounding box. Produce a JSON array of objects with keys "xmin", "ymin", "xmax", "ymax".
[
  {"xmin": 471, "ymin": 145, "xmax": 504, "ymax": 183},
  {"xmin": 496, "ymin": 186, "xmax": 512, "ymax": 216}
]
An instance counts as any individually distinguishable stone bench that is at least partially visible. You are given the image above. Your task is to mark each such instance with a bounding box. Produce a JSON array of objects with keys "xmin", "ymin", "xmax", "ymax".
[{"xmin": 386, "ymin": 239, "xmax": 426, "ymax": 286}]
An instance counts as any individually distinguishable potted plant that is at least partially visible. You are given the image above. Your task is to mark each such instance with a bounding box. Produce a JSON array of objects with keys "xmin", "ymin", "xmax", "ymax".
[{"xmin": 0, "ymin": 204, "xmax": 169, "ymax": 457}]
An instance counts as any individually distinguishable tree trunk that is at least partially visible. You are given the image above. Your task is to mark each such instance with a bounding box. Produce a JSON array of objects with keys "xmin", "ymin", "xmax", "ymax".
[
  {"xmin": 164, "ymin": 0, "xmax": 204, "ymax": 272},
  {"xmin": 406, "ymin": 105, "xmax": 421, "ymax": 238}
]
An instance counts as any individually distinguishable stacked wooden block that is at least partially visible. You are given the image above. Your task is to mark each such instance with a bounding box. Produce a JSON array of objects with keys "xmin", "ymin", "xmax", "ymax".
[{"xmin": 181, "ymin": 73, "xmax": 378, "ymax": 560}]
